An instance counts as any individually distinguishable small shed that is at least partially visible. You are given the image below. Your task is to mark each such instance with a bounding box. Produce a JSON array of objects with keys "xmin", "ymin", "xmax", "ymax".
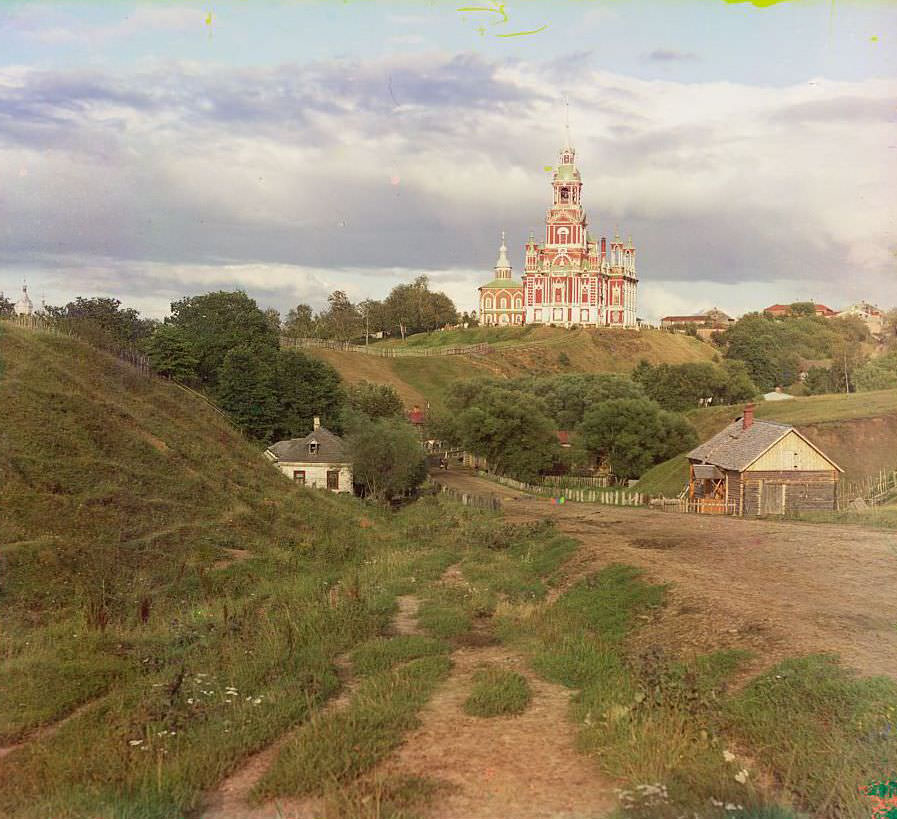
[
  {"xmin": 686, "ymin": 403, "xmax": 843, "ymax": 516},
  {"xmin": 265, "ymin": 417, "xmax": 353, "ymax": 493}
]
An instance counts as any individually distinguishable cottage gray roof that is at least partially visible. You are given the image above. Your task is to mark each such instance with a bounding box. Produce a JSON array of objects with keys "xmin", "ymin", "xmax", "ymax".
[
  {"xmin": 687, "ymin": 418, "xmax": 795, "ymax": 472},
  {"xmin": 267, "ymin": 426, "xmax": 349, "ymax": 464}
]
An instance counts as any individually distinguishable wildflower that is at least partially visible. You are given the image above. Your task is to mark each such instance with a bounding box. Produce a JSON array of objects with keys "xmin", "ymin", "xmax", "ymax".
[
  {"xmin": 128, "ymin": 739, "xmax": 143, "ymax": 746},
  {"xmin": 734, "ymin": 769, "xmax": 749, "ymax": 784},
  {"xmin": 252, "ymin": 697, "xmax": 262, "ymax": 705},
  {"xmin": 710, "ymin": 798, "xmax": 724, "ymax": 807},
  {"xmin": 187, "ymin": 698, "xmax": 194, "ymax": 704},
  {"xmin": 722, "ymin": 750, "xmax": 736, "ymax": 763}
]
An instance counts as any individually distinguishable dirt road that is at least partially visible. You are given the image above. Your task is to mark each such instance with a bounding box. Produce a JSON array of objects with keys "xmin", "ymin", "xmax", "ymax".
[{"xmin": 434, "ymin": 469, "xmax": 897, "ymax": 682}]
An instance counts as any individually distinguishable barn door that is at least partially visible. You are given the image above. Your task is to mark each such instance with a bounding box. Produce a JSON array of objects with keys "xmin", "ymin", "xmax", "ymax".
[{"xmin": 761, "ymin": 482, "xmax": 785, "ymax": 515}]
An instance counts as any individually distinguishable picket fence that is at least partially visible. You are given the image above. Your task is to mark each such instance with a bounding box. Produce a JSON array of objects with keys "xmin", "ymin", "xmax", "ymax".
[
  {"xmin": 431, "ymin": 479, "xmax": 502, "ymax": 510},
  {"xmin": 478, "ymin": 472, "xmax": 644, "ymax": 506},
  {"xmin": 281, "ymin": 336, "xmax": 491, "ymax": 358}
]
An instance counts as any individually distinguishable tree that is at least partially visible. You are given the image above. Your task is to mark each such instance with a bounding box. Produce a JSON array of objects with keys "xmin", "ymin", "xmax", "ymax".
[
  {"xmin": 449, "ymin": 386, "xmax": 559, "ymax": 483},
  {"xmin": 44, "ymin": 297, "xmax": 155, "ymax": 347},
  {"xmin": 216, "ymin": 344, "xmax": 279, "ymax": 441},
  {"xmin": 263, "ymin": 308, "xmax": 282, "ymax": 334},
  {"xmin": 461, "ymin": 310, "xmax": 479, "ymax": 327},
  {"xmin": 0, "ymin": 293, "xmax": 13, "ymax": 318},
  {"xmin": 346, "ymin": 381, "xmax": 404, "ymax": 421},
  {"xmin": 884, "ymin": 308, "xmax": 897, "ymax": 348},
  {"xmin": 854, "ymin": 353, "xmax": 897, "ymax": 391},
  {"xmin": 789, "ymin": 302, "xmax": 817, "ymax": 318},
  {"xmin": 384, "ymin": 275, "xmax": 459, "ymax": 339},
  {"xmin": 272, "ymin": 349, "xmax": 345, "ymax": 440},
  {"xmin": 358, "ymin": 299, "xmax": 389, "ymax": 339},
  {"xmin": 803, "ymin": 365, "xmax": 834, "ymax": 395},
  {"xmin": 145, "ymin": 325, "xmax": 199, "ymax": 381},
  {"xmin": 579, "ymin": 398, "xmax": 697, "ymax": 481},
  {"xmin": 283, "ymin": 304, "xmax": 318, "ymax": 338},
  {"xmin": 634, "ymin": 361, "xmax": 754, "ymax": 411},
  {"xmin": 348, "ymin": 417, "xmax": 428, "ymax": 502},
  {"xmin": 319, "ymin": 290, "xmax": 362, "ymax": 342},
  {"xmin": 167, "ymin": 291, "xmax": 279, "ymax": 387}
]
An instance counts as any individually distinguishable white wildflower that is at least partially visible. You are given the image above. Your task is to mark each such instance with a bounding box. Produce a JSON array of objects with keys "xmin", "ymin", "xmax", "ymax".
[
  {"xmin": 187, "ymin": 698, "xmax": 194, "ymax": 704},
  {"xmin": 710, "ymin": 798, "xmax": 723, "ymax": 807},
  {"xmin": 722, "ymin": 750, "xmax": 736, "ymax": 763},
  {"xmin": 734, "ymin": 768, "xmax": 749, "ymax": 784},
  {"xmin": 252, "ymin": 697, "xmax": 262, "ymax": 705},
  {"xmin": 128, "ymin": 739, "xmax": 143, "ymax": 746}
]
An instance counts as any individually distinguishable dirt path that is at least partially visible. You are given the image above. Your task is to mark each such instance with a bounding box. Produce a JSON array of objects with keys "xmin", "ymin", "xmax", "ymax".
[
  {"xmin": 201, "ymin": 656, "xmax": 355, "ymax": 819},
  {"xmin": 434, "ymin": 469, "xmax": 897, "ymax": 683},
  {"xmin": 371, "ymin": 567, "xmax": 617, "ymax": 819}
]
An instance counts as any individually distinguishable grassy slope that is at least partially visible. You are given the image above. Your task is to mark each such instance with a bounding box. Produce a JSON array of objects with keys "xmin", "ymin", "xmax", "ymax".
[
  {"xmin": 309, "ymin": 327, "xmax": 717, "ymax": 410},
  {"xmin": 637, "ymin": 388, "xmax": 897, "ymax": 496},
  {"xmin": 0, "ymin": 324, "xmax": 465, "ymax": 817}
]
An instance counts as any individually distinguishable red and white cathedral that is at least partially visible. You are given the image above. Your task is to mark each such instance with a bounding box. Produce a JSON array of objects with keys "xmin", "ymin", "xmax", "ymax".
[{"xmin": 477, "ymin": 127, "xmax": 638, "ymax": 329}]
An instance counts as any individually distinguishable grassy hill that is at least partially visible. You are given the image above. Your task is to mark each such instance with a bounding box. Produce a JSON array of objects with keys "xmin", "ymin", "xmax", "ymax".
[
  {"xmin": 308, "ymin": 327, "xmax": 717, "ymax": 409},
  {"xmin": 0, "ymin": 323, "xmax": 471, "ymax": 817},
  {"xmin": 636, "ymin": 389, "xmax": 897, "ymax": 496}
]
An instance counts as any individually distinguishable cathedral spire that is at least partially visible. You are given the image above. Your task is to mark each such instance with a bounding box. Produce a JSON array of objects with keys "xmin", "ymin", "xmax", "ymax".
[{"xmin": 559, "ymin": 95, "xmax": 575, "ymax": 165}]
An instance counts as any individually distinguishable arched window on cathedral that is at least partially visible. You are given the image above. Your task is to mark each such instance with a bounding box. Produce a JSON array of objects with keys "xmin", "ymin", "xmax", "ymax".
[
  {"xmin": 483, "ymin": 296, "xmax": 493, "ymax": 310},
  {"xmin": 514, "ymin": 296, "xmax": 522, "ymax": 310},
  {"xmin": 499, "ymin": 295, "xmax": 508, "ymax": 309},
  {"xmin": 557, "ymin": 227, "xmax": 569, "ymax": 245}
]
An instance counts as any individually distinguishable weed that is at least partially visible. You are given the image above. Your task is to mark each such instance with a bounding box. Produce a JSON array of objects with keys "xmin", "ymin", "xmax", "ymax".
[
  {"xmin": 463, "ymin": 665, "xmax": 532, "ymax": 717},
  {"xmin": 351, "ymin": 635, "xmax": 450, "ymax": 678}
]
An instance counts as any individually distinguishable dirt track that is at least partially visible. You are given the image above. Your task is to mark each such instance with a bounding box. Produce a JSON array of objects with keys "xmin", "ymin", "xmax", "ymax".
[{"xmin": 434, "ymin": 469, "xmax": 897, "ymax": 682}]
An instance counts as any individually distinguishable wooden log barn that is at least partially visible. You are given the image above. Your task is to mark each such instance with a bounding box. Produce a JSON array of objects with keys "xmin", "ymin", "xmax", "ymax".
[{"xmin": 685, "ymin": 403, "xmax": 843, "ymax": 516}]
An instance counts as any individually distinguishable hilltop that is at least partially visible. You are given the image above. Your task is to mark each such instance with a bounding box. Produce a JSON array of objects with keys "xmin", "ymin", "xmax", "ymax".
[
  {"xmin": 636, "ymin": 388, "xmax": 897, "ymax": 496},
  {"xmin": 304, "ymin": 326, "xmax": 717, "ymax": 409}
]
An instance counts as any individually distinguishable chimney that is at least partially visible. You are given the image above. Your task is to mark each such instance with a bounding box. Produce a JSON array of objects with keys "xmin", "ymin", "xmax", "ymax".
[
  {"xmin": 313, "ymin": 416, "xmax": 320, "ymax": 431},
  {"xmin": 742, "ymin": 403, "xmax": 755, "ymax": 431}
]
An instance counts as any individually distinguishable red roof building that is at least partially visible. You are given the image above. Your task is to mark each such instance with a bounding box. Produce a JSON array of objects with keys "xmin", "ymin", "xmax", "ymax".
[{"xmin": 764, "ymin": 303, "xmax": 836, "ymax": 318}]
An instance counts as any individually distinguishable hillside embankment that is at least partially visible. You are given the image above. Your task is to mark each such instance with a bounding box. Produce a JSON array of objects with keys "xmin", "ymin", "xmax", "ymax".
[{"xmin": 303, "ymin": 327, "xmax": 717, "ymax": 409}]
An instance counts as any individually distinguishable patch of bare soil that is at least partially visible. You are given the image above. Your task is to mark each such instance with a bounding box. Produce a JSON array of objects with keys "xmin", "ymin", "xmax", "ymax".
[
  {"xmin": 372, "ymin": 643, "xmax": 616, "ymax": 819},
  {"xmin": 394, "ymin": 594, "xmax": 423, "ymax": 636},
  {"xmin": 434, "ymin": 469, "xmax": 897, "ymax": 683}
]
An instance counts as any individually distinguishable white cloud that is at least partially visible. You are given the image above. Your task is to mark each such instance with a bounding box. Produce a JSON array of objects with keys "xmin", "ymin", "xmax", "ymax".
[{"xmin": 1, "ymin": 54, "xmax": 894, "ymax": 321}]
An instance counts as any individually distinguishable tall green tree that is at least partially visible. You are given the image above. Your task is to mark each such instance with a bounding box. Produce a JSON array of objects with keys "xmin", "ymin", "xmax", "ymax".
[
  {"xmin": 272, "ymin": 350, "xmax": 344, "ymax": 439},
  {"xmin": 384, "ymin": 275, "xmax": 459, "ymax": 339},
  {"xmin": 0, "ymin": 294, "xmax": 14, "ymax": 318},
  {"xmin": 145, "ymin": 325, "xmax": 199, "ymax": 381},
  {"xmin": 166, "ymin": 291, "xmax": 278, "ymax": 387},
  {"xmin": 348, "ymin": 417, "xmax": 428, "ymax": 502},
  {"xmin": 346, "ymin": 381, "xmax": 404, "ymax": 421},
  {"xmin": 579, "ymin": 398, "xmax": 697, "ymax": 481},
  {"xmin": 319, "ymin": 290, "xmax": 363, "ymax": 342},
  {"xmin": 449, "ymin": 386, "xmax": 559, "ymax": 483},
  {"xmin": 44, "ymin": 297, "xmax": 155, "ymax": 347},
  {"xmin": 283, "ymin": 304, "xmax": 318, "ymax": 338},
  {"xmin": 216, "ymin": 344, "xmax": 279, "ymax": 441}
]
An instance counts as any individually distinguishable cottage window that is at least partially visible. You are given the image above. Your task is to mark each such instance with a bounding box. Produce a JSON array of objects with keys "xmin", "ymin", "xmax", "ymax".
[
  {"xmin": 292, "ymin": 470, "xmax": 306, "ymax": 485},
  {"xmin": 308, "ymin": 441, "xmax": 319, "ymax": 455}
]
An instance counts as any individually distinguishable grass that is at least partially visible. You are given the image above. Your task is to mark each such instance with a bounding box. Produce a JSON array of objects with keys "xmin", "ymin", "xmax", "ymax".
[
  {"xmin": 318, "ymin": 774, "xmax": 454, "ymax": 819},
  {"xmin": 374, "ymin": 325, "xmax": 538, "ymax": 349},
  {"xmin": 463, "ymin": 666, "xmax": 531, "ymax": 717},
  {"xmin": 633, "ymin": 454, "xmax": 689, "ymax": 498},
  {"xmin": 725, "ymin": 654, "xmax": 897, "ymax": 817},
  {"xmin": 253, "ymin": 655, "xmax": 452, "ymax": 800},
  {"xmin": 350, "ymin": 635, "xmax": 450, "ymax": 677}
]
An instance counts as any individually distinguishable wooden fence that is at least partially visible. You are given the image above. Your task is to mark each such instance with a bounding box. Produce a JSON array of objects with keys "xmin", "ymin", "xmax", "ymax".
[
  {"xmin": 431, "ymin": 479, "xmax": 502, "ymax": 510},
  {"xmin": 478, "ymin": 472, "xmax": 644, "ymax": 506},
  {"xmin": 281, "ymin": 336, "xmax": 491, "ymax": 358},
  {"xmin": 540, "ymin": 474, "xmax": 614, "ymax": 489},
  {"xmin": 2, "ymin": 314, "xmax": 155, "ymax": 377},
  {"xmin": 839, "ymin": 469, "xmax": 897, "ymax": 508}
]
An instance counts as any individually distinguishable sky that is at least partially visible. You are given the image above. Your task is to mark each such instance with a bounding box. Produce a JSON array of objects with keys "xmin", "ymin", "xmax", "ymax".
[{"xmin": 1, "ymin": 0, "xmax": 896, "ymax": 322}]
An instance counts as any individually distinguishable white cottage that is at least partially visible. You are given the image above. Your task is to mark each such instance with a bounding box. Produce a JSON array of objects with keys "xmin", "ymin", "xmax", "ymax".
[{"xmin": 265, "ymin": 417, "xmax": 353, "ymax": 493}]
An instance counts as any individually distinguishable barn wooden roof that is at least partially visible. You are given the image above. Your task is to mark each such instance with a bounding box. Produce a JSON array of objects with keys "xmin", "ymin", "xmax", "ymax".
[{"xmin": 687, "ymin": 418, "xmax": 841, "ymax": 473}]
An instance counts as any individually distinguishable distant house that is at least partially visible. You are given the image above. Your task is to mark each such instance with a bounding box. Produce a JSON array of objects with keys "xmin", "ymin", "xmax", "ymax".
[
  {"xmin": 764, "ymin": 303, "xmax": 837, "ymax": 319},
  {"xmin": 762, "ymin": 387, "xmax": 795, "ymax": 402},
  {"xmin": 836, "ymin": 302, "xmax": 884, "ymax": 336},
  {"xmin": 660, "ymin": 307, "xmax": 734, "ymax": 331},
  {"xmin": 265, "ymin": 417, "xmax": 353, "ymax": 493},
  {"xmin": 686, "ymin": 403, "xmax": 842, "ymax": 516}
]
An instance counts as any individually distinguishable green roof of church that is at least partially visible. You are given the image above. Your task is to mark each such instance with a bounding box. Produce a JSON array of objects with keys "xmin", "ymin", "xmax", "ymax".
[
  {"xmin": 555, "ymin": 164, "xmax": 580, "ymax": 181},
  {"xmin": 479, "ymin": 278, "xmax": 523, "ymax": 290}
]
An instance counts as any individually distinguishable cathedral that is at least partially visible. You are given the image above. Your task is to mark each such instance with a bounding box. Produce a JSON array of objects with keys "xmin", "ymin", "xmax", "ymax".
[{"xmin": 477, "ymin": 125, "xmax": 638, "ymax": 329}]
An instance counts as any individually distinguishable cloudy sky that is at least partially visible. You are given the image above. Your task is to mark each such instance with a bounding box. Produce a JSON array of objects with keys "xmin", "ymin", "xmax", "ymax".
[{"xmin": 1, "ymin": 0, "xmax": 896, "ymax": 322}]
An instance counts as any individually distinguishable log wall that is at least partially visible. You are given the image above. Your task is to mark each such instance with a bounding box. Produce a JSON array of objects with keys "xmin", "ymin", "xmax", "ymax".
[{"xmin": 741, "ymin": 470, "xmax": 837, "ymax": 517}]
